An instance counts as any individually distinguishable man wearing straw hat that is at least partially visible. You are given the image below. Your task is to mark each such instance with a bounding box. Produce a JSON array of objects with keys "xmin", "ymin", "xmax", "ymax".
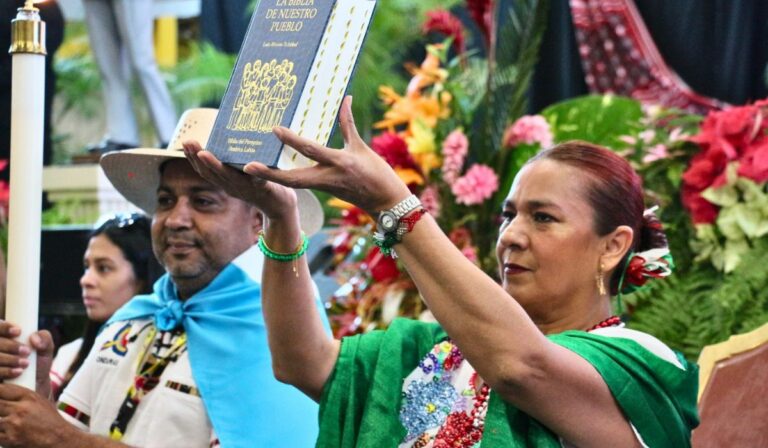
[{"xmin": 0, "ymin": 109, "xmax": 328, "ymax": 447}]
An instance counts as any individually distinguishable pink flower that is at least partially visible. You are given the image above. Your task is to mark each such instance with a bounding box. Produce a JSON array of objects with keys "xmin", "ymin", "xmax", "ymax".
[
  {"xmin": 638, "ymin": 129, "xmax": 656, "ymax": 144},
  {"xmin": 619, "ymin": 135, "xmax": 637, "ymax": 145},
  {"xmin": 440, "ymin": 129, "xmax": 469, "ymax": 185},
  {"xmin": 448, "ymin": 227, "xmax": 478, "ymax": 263},
  {"xmin": 461, "ymin": 246, "xmax": 478, "ymax": 263},
  {"xmin": 503, "ymin": 115, "xmax": 553, "ymax": 149},
  {"xmin": 451, "ymin": 164, "xmax": 499, "ymax": 206},
  {"xmin": 668, "ymin": 127, "xmax": 686, "ymax": 142},
  {"xmin": 642, "ymin": 144, "xmax": 669, "ymax": 163},
  {"xmin": 419, "ymin": 185, "xmax": 442, "ymax": 218}
]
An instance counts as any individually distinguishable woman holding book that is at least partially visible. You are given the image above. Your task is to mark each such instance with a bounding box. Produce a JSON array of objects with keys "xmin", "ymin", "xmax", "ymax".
[{"xmin": 183, "ymin": 97, "xmax": 698, "ymax": 446}]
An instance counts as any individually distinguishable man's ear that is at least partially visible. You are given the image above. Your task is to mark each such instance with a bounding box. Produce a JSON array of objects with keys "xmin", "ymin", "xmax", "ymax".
[
  {"xmin": 601, "ymin": 225, "xmax": 634, "ymax": 272},
  {"xmin": 248, "ymin": 206, "xmax": 264, "ymax": 243}
]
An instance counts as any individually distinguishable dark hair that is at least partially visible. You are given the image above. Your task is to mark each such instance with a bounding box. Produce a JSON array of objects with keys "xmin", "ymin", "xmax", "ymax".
[
  {"xmin": 90, "ymin": 213, "xmax": 162, "ymax": 294},
  {"xmin": 528, "ymin": 141, "xmax": 668, "ymax": 295},
  {"xmin": 56, "ymin": 213, "xmax": 162, "ymax": 399}
]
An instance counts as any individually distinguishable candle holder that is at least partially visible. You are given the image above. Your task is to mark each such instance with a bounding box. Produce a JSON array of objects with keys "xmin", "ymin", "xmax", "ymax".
[
  {"xmin": 6, "ymin": 0, "xmax": 48, "ymax": 390},
  {"xmin": 9, "ymin": 1, "xmax": 47, "ymax": 56}
]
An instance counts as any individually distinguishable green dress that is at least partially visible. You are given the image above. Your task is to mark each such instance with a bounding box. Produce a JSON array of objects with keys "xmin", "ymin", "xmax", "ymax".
[{"xmin": 318, "ymin": 318, "xmax": 699, "ymax": 447}]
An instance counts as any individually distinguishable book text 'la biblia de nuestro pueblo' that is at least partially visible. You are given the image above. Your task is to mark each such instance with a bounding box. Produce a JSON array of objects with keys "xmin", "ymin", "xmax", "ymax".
[{"xmin": 208, "ymin": 0, "xmax": 376, "ymax": 168}]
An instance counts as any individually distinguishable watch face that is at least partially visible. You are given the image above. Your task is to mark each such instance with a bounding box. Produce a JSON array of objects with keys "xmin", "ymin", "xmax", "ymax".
[{"xmin": 379, "ymin": 211, "xmax": 397, "ymax": 232}]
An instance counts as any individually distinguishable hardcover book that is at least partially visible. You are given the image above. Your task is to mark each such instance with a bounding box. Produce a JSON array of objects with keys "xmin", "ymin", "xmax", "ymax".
[{"xmin": 207, "ymin": 0, "xmax": 377, "ymax": 168}]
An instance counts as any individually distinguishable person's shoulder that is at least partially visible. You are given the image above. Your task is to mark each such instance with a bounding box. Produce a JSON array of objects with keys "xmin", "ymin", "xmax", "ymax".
[
  {"xmin": 57, "ymin": 337, "xmax": 84, "ymax": 356},
  {"xmin": 98, "ymin": 318, "xmax": 154, "ymax": 342},
  {"xmin": 588, "ymin": 326, "xmax": 685, "ymax": 369},
  {"xmin": 51, "ymin": 338, "xmax": 84, "ymax": 380}
]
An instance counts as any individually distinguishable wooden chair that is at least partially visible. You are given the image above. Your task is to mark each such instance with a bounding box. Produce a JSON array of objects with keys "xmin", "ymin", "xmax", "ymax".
[{"xmin": 692, "ymin": 321, "xmax": 768, "ymax": 447}]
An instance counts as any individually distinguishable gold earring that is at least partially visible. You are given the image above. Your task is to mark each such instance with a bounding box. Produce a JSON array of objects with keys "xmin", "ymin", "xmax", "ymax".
[{"xmin": 596, "ymin": 263, "xmax": 607, "ymax": 296}]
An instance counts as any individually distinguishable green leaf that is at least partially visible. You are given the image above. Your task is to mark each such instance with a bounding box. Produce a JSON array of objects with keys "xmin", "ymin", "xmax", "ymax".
[
  {"xmin": 541, "ymin": 95, "xmax": 644, "ymax": 148},
  {"xmin": 701, "ymin": 184, "xmax": 738, "ymax": 207},
  {"xmin": 732, "ymin": 204, "xmax": 764, "ymax": 238},
  {"xmin": 470, "ymin": 0, "xmax": 550, "ymax": 162},
  {"xmin": 722, "ymin": 238, "xmax": 750, "ymax": 273},
  {"xmin": 735, "ymin": 176, "xmax": 768, "ymax": 205},
  {"xmin": 715, "ymin": 206, "xmax": 746, "ymax": 241}
]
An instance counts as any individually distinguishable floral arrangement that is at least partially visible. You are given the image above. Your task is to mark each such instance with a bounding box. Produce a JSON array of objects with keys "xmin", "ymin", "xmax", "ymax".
[
  {"xmin": 679, "ymin": 100, "xmax": 768, "ymax": 272},
  {"xmin": 324, "ymin": 1, "xmax": 550, "ymax": 337}
]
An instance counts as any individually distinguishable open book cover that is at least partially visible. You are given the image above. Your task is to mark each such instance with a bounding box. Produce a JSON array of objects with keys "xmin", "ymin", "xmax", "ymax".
[{"xmin": 207, "ymin": 0, "xmax": 377, "ymax": 168}]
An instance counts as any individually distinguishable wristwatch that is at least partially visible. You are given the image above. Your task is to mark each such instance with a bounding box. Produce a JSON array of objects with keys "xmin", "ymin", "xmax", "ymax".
[{"xmin": 376, "ymin": 194, "xmax": 422, "ymax": 236}]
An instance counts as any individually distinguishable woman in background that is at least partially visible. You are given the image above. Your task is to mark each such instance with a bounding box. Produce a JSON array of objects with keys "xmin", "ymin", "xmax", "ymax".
[{"xmin": 50, "ymin": 213, "xmax": 161, "ymax": 398}]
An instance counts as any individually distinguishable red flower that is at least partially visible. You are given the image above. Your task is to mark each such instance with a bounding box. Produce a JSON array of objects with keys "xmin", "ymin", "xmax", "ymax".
[
  {"xmin": 340, "ymin": 206, "xmax": 368, "ymax": 226},
  {"xmin": 624, "ymin": 256, "xmax": 650, "ymax": 288},
  {"xmin": 681, "ymin": 185, "xmax": 718, "ymax": 224},
  {"xmin": 465, "ymin": 0, "xmax": 493, "ymax": 48},
  {"xmin": 422, "ymin": 9, "xmax": 466, "ymax": 55},
  {"xmin": 682, "ymin": 99, "xmax": 768, "ymax": 224},
  {"xmin": 691, "ymin": 105, "xmax": 762, "ymax": 160},
  {"xmin": 330, "ymin": 311, "xmax": 361, "ymax": 338},
  {"xmin": 737, "ymin": 139, "xmax": 768, "ymax": 183},
  {"xmin": 681, "ymin": 150, "xmax": 728, "ymax": 191},
  {"xmin": 448, "ymin": 227, "xmax": 472, "ymax": 247},
  {"xmin": 371, "ymin": 132, "xmax": 419, "ymax": 171},
  {"xmin": 363, "ymin": 246, "xmax": 401, "ymax": 283}
]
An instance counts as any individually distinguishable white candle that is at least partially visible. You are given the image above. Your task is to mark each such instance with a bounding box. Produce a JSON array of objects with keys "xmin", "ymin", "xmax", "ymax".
[{"xmin": 6, "ymin": 3, "xmax": 47, "ymax": 390}]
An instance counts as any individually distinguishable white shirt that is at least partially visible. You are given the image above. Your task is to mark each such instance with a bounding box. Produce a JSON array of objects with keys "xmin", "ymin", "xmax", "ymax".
[
  {"xmin": 58, "ymin": 319, "xmax": 218, "ymax": 448},
  {"xmin": 50, "ymin": 337, "xmax": 83, "ymax": 393}
]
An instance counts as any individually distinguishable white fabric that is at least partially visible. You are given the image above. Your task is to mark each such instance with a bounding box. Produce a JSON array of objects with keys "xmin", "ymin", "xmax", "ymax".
[
  {"xmin": 589, "ymin": 326, "xmax": 685, "ymax": 369},
  {"xmin": 59, "ymin": 319, "xmax": 217, "ymax": 447},
  {"xmin": 83, "ymin": 0, "xmax": 177, "ymax": 143},
  {"xmin": 49, "ymin": 338, "xmax": 83, "ymax": 390}
]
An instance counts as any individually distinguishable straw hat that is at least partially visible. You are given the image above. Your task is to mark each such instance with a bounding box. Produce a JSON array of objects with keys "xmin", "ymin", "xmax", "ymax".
[{"xmin": 100, "ymin": 108, "xmax": 324, "ymax": 236}]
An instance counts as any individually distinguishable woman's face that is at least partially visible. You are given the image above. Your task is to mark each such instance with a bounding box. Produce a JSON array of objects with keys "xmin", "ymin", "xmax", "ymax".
[
  {"xmin": 80, "ymin": 234, "xmax": 141, "ymax": 322},
  {"xmin": 496, "ymin": 159, "xmax": 605, "ymax": 319}
]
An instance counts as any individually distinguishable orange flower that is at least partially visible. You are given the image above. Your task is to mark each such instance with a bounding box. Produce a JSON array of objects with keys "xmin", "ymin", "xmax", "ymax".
[
  {"xmin": 413, "ymin": 152, "xmax": 442, "ymax": 175},
  {"xmin": 374, "ymin": 47, "xmax": 452, "ymax": 132},
  {"xmin": 406, "ymin": 50, "xmax": 448, "ymax": 95},
  {"xmin": 394, "ymin": 168, "xmax": 425, "ymax": 186},
  {"xmin": 327, "ymin": 197, "xmax": 355, "ymax": 210}
]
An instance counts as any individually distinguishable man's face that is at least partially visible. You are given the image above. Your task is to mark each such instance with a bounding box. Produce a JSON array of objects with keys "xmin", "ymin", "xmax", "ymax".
[{"xmin": 151, "ymin": 160, "xmax": 262, "ymax": 298}]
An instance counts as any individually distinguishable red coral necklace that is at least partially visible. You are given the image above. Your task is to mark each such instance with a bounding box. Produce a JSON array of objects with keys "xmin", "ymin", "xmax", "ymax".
[{"xmin": 432, "ymin": 315, "xmax": 622, "ymax": 447}]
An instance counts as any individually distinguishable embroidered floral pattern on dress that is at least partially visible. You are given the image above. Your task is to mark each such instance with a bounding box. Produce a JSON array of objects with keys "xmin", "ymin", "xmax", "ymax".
[
  {"xmin": 399, "ymin": 319, "xmax": 624, "ymax": 447},
  {"xmin": 399, "ymin": 340, "xmax": 488, "ymax": 448}
]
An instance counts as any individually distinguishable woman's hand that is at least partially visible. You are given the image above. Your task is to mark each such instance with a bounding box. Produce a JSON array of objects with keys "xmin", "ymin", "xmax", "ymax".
[
  {"xmin": 183, "ymin": 141, "xmax": 299, "ymax": 223},
  {"xmin": 243, "ymin": 96, "xmax": 411, "ymax": 215}
]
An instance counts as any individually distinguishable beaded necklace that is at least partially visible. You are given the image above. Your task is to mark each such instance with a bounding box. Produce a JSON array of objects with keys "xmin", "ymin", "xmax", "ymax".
[
  {"xmin": 108, "ymin": 326, "xmax": 188, "ymax": 441},
  {"xmin": 427, "ymin": 315, "xmax": 623, "ymax": 448}
]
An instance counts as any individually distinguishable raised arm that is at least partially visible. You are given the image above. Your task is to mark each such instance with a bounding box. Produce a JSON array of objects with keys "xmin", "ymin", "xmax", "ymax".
[
  {"xmin": 183, "ymin": 143, "xmax": 338, "ymax": 401},
  {"xmin": 240, "ymin": 97, "xmax": 642, "ymax": 446}
]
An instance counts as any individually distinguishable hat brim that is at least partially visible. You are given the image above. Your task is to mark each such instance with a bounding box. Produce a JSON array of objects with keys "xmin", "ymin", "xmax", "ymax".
[{"xmin": 100, "ymin": 149, "xmax": 324, "ymax": 236}]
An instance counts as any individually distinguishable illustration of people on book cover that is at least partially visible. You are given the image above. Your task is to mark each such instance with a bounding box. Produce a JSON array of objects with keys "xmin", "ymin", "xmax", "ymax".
[{"xmin": 227, "ymin": 59, "xmax": 298, "ymax": 133}]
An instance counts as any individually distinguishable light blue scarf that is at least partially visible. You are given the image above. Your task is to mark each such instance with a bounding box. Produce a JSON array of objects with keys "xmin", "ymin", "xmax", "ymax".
[{"xmin": 108, "ymin": 249, "xmax": 326, "ymax": 447}]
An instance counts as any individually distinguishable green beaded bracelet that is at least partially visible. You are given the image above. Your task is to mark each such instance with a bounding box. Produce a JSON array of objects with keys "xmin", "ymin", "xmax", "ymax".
[{"xmin": 258, "ymin": 231, "xmax": 309, "ymax": 262}]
